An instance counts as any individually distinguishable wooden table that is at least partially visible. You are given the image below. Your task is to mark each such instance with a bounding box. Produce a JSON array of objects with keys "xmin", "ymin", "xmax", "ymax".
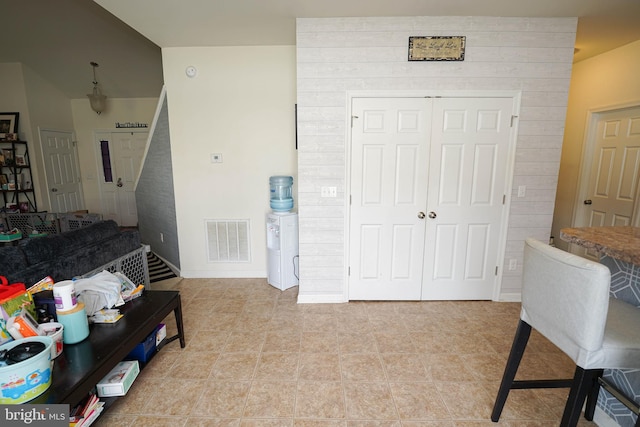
[
  {"xmin": 560, "ymin": 226, "xmax": 640, "ymax": 425},
  {"xmin": 37, "ymin": 290, "xmax": 185, "ymax": 408}
]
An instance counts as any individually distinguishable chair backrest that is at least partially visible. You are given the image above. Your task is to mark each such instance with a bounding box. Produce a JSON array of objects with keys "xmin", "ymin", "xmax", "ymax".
[{"xmin": 521, "ymin": 238, "xmax": 611, "ymax": 361}]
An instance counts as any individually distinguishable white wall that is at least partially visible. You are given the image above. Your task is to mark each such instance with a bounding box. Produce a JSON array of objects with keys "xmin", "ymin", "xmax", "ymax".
[
  {"xmin": 552, "ymin": 40, "xmax": 640, "ymax": 250},
  {"xmin": 296, "ymin": 17, "xmax": 577, "ymax": 302},
  {"xmin": 70, "ymin": 98, "xmax": 158, "ymax": 214},
  {"xmin": 0, "ymin": 62, "xmax": 158, "ymax": 215},
  {"xmin": 0, "ymin": 63, "xmax": 74, "ymax": 212},
  {"xmin": 162, "ymin": 46, "xmax": 297, "ymax": 277}
]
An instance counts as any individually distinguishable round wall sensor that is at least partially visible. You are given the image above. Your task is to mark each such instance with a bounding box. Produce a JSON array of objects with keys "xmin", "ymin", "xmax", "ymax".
[{"xmin": 185, "ymin": 66, "xmax": 197, "ymax": 78}]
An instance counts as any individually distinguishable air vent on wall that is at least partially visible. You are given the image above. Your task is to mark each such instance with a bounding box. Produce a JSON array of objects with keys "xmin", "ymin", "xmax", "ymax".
[{"xmin": 205, "ymin": 220, "xmax": 251, "ymax": 262}]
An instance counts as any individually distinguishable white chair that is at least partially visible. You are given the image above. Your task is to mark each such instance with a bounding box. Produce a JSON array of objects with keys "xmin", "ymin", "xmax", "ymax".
[{"xmin": 491, "ymin": 238, "xmax": 640, "ymax": 426}]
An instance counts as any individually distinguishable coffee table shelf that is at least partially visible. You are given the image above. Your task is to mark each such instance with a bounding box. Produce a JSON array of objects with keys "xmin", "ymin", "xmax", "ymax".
[{"xmin": 36, "ymin": 290, "xmax": 185, "ymax": 408}]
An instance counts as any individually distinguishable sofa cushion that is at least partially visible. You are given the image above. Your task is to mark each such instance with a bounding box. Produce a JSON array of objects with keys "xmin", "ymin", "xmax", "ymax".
[
  {"xmin": 0, "ymin": 246, "xmax": 30, "ymax": 283},
  {"xmin": 19, "ymin": 220, "xmax": 121, "ymax": 265},
  {"xmin": 56, "ymin": 229, "xmax": 141, "ymax": 280}
]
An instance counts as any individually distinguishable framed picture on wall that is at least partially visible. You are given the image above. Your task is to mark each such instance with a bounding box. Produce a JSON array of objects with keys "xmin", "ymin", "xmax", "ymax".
[
  {"xmin": 408, "ymin": 36, "xmax": 466, "ymax": 61},
  {"xmin": 15, "ymin": 154, "xmax": 27, "ymax": 166},
  {"xmin": 0, "ymin": 112, "xmax": 19, "ymax": 140}
]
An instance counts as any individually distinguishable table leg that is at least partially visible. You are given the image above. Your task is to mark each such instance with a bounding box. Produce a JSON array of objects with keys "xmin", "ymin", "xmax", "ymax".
[{"xmin": 173, "ymin": 294, "xmax": 186, "ymax": 348}]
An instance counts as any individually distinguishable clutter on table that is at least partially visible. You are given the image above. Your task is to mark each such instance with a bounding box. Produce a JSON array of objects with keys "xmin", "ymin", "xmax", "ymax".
[{"xmin": 0, "ymin": 270, "xmax": 148, "ymax": 408}]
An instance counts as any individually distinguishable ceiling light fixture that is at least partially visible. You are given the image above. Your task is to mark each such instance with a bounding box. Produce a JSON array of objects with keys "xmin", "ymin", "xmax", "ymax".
[{"xmin": 87, "ymin": 61, "xmax": 107, "ymax": 115}]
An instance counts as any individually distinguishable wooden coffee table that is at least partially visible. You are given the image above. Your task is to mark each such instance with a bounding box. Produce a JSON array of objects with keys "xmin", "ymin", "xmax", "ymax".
[{"xmin": 38, "ymin": 290, "xmax": 185, "ymax": 407}]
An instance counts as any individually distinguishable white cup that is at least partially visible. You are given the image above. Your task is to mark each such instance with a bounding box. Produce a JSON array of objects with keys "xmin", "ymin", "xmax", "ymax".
[{"xmin": 53, "ymin": 280, "xmax": 77, "ymax": 312}]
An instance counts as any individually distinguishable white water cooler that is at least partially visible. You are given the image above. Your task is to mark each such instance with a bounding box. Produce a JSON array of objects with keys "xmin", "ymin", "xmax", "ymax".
[{"xmin": 266, "ymin": 212, "xmax": 299, "ymax": 290}]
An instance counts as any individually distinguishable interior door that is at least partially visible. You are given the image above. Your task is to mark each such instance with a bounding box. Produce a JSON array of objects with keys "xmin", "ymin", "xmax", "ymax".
[
  {"xmin": 349, "ymin": 98, "xmax": 432, "ymax": 300},
  {"xmin": 575, "ymin": 107, "xmax": 640, "ymax": 259},
  {"xmin": 349, "ymin": 96, "xmax": 514, "ymax": 300},
  {"xmin": 39, "ymin": 129, "xmax": 84, "ymax": 212},
  {"xmin": 96, "ymin": 131, "xmax": 147, "ymax": 227},
  {"xmin": 421, "ymin": 97, "xmax": 513, "ymax": 300}
]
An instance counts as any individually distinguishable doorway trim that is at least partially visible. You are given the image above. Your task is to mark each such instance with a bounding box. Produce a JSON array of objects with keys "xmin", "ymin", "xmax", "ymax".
[
  {"xmin": 571, "ymin": 100, "xmax": 640, "ymax": 245},
  {"xmin": 344, "ymin": 89, "xmax": 521, "ymax": 302}
]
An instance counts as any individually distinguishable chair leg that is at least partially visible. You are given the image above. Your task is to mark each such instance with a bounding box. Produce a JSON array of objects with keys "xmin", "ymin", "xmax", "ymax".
[
  {"xmin": 491, "ymin": 319, "xmax": 532, "ymax": 422},
  {"xmin": 584, "ymin": 369, "xmax": 604, "ymax": 421},
  {"xmin": 560, "ymin": 367, "xmax": 599, "ymax": 427}
]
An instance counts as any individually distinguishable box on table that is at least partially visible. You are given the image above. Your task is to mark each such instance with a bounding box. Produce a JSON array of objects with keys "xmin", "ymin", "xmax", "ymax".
[
  {"xmin": 156, "ymin": 323, "xmax": 166, "ymax": 346},
  {"xmin": 125, "ymin": 328, "xmax": 157, "ymax": 363},
  {"xmin": 96, "ymin": 360, "xmax": 140, "ymax": 397}
]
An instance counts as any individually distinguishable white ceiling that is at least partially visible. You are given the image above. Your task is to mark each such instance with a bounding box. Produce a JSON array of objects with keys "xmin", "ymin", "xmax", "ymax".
[{"xmin": 2, "ymin": 0, "xmax": 640, "ymax": 100}]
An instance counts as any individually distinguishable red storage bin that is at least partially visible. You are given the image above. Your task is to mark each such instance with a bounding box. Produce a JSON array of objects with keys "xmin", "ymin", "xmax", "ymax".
[{"xmin": 0, "ymin": 277, "xmax": 26, "ymax": 304}]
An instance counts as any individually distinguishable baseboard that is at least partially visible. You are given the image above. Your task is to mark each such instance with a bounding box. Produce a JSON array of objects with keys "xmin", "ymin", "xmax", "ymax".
[
  {"xmin": 180, "ymin": 270, "xmax": 265, "ymax": 278},
  {"xmin": 594, "ymin": 406, "xmax": 622, "ymax": 427},
  {"xmin": 297, "ymin": 294, "xmax": 348, "ymax": 304},
  {"xmin": 498, "ymin": 292, "xmax": 522, "ymax": 302}
]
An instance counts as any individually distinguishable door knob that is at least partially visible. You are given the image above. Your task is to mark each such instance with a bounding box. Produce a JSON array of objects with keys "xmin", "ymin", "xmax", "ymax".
[
  {"xmin": 51, "ymin": 188, "xmax": 58, "ymax": 192},
  {"xmin": 418, "ymin": 212, "xmax": 426, "ymax": 219},
  {"xmin": 428, "ymin": 211, "xmax": 437, "ymax": 219},
  {"xmin": 584, "ymin": 199, "xmax": 592, "ymax": 205},
  {"xmin": 117, "ymin": 177, "xmax": 123, "ymax": 188}
]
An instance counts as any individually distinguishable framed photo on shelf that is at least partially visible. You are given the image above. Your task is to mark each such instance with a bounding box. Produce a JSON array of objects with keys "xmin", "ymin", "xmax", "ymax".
[
  {"xmin": 0, "ymin": 174, "xmax": 7, "ymax": 186},
  {"xmin": 15, "ymin": 154, "xmax": 27, "ymax": 166},
  {"xmin": 0, "ymin": 112, "xmax": 19, "ymax": 140},
  {"xmin": 1, "ymin": 149, "xmax": 13, "ymax": 166}
]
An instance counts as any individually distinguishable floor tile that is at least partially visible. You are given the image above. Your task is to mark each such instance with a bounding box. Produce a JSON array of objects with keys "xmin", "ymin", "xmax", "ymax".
[{"xmin": 98, "ymin": 279, "xmax": 597, "ymax": 426}]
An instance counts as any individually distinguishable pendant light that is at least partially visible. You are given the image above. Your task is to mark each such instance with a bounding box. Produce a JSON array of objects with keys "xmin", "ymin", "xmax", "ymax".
[{"xmin": 87, "ymin": 62, "xmax": 107, "ymax": 115}]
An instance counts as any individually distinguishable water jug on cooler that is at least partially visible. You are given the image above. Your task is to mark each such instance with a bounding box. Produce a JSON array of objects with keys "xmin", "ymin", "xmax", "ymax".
[{"xmin": 269, "ymin": 176, "xmax": 293, "ymax": 213}]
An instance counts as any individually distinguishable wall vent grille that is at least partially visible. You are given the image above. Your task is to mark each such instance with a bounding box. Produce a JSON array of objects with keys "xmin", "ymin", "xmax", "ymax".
[{"xmin": 205, "ymin": 219, "xmax": 251, "ymax": 262}]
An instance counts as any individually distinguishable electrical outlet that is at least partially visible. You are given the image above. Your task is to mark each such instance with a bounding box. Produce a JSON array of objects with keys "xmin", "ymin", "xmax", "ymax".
[
  {"xmin": 517, "ymin": 185, "xmax": 526, "ymax": 197},
  {"xmin": 321, "ymin": 186, "xmax": 337, "ymax": 197},
  {"xmin": 508, "ymin": 258, "xmax": 517, "ymax": 270}
]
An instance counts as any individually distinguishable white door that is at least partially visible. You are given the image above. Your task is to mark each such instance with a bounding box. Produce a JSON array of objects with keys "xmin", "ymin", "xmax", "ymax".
[
  {"xmin": 349, "ymin": 98, "xmax": 432, "ymax": 300},
  {"xmin": 96, "ymin": 131, "xmax": 147, "ymax": 227},
  {"xmin": 422, "ymin": 97, "xmax": 513, "ymax": 300},
  {"xmin": 574, "ymin": 107, "xmax": 640, "ymax": 259},
  {"xmin": 349, "ymin": 96, "xmax": 513, "ymax": 300},
  {"xmin": 39, "ymin": 129, "xmax": 84, "ymax": 212}
]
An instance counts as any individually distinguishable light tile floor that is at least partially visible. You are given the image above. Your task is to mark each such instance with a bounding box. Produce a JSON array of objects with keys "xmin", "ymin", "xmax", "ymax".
[{"xmin": 94, "ymin": 278, "xmax": 597, "ymax": 426}]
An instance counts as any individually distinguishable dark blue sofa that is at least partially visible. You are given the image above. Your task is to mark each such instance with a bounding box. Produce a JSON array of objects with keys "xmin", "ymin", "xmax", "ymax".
[{"xmin": 0, "ymin": 220, "xmax": 141, "ymax": 286}]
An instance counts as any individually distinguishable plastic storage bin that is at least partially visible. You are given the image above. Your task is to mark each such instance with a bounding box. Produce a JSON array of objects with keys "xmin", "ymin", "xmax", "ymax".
[
  {"xmin": 0, "ymin": 336, "xmax": 53, "ymax": 404},
  {"xmin": 125, "ymin": 328, "xmax": 157, "ymax": 363}
]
